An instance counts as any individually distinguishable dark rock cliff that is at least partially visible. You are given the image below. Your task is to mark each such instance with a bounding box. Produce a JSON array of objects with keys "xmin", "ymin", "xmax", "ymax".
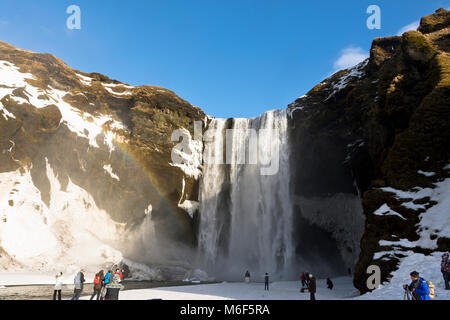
[{"xmin": 288, "ymin": 8, "xmax": 450, "ymax": 293}]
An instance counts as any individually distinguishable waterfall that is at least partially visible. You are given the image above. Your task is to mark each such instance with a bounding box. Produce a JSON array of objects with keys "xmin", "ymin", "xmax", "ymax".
[{"xmin": 198, "ymin": 109, "xmax": 295, "ymax": 280}]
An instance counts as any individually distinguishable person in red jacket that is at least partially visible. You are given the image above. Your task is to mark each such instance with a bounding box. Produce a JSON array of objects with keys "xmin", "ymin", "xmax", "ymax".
[
  {"xmin": 90, "ymin": 270, "xmax": 105, "ymax": 300},
  {"xmin": 300, "ymin": 272, "xmax": 306, "ymax": 288},
  {"xmin": 114, "ymin": 269, "xmax": 123, "ymax": 282}
]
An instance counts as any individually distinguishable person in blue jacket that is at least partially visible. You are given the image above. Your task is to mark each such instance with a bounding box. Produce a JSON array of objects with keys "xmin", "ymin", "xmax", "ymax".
[
  {"xmin": 104, "ymin": 270, "xmax": 112, "ymax": 285},
  {"xmin": 403, "ymin": 271, "xmax": 430, "ymax": 300},
  {"xmin": 99, "ymin": 270, "xmax": 113, "ymax": 300}
]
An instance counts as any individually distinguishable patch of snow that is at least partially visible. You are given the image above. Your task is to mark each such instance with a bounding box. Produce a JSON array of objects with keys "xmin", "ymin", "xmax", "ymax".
[
  {"xmin": 177, "ymin": 178, "xmax": 199, "ymax": 218},
  {"xmin": 0, "ymin": 60, "xmax": 34, "ymax": 119},
  {"xmin": 418, "ymin": 170, "xmax": 436, "ymax": 177},
  {"xmin": 0, "ymin": 60, "xmax": 127, "ymax": 152},
  {"xmin": 102, "ymin": 83, "xmax": 133, "ymax": 96},
  {"xmin": 48, "ymin": 88, "xmax": 126, "ymax": 150},
  {"xmin": 0, "ymin": 102, "xmax": 15, "ymax": 120},
  {"xmin": 0, "ymin": 60, "xmax": 34, "ymax": 88},
  {"xmin": 373, "ymin": 250, "xmax": 401, "ymax": 260},
  {"xmin": 103, "ymin": 164, "xmax": 120, "ymax": 181},
  {"xmin": 325, "ymin": 59, "xmax": 368, "ymax": 101},
  {"xmin": 377, "ymin": 177, "xmax": 450, "ymax": 250},
  {"xmin": 76, "ymin": 73, "xmax": 92, "ymax": 86},
  {"xmin": 179, "ymin": 200, "xmax": 199, "ymax": 219},
  {"xmin": 379, "ymin": 238, "xmax": 422, "ymax": 248},
  {"xmin": 373, "ymin": 204, "xmax": 406, "ymax": 220},
  {"xmin": 170, "ymin": 127, "xmax": 203, "ymax": 179},
  {"xmin": 102, "ymin": 82, "xmax": 134, "ymax": 89}
]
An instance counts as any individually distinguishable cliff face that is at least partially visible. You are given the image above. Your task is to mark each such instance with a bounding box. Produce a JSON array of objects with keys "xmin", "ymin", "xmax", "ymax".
[
  {"xmin": 289, "ymin": 8, "xmax": 450, "ymax": 293},
  {"xmin": 0, "ymin": 41, "xmax": 205, "ymax": 273}
]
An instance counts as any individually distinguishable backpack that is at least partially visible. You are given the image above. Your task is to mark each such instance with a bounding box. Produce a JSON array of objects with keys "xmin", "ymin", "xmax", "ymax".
[
  {"xmin": 94, "ymin": 275, "xmax": 101, "ymax": 285},
  {"xmin": 113, "ymin": 273, "xmax": 120, "ymax": 283},
  {"xmin": 426, "ymin": 281, "xmax": 435, "ymax": 299}
]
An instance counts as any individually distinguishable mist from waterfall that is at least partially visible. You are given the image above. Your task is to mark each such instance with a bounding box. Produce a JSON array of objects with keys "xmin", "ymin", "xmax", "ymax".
[{"xmin": 198, "ymin": 109, "xmax": 295, "ymax": 281}]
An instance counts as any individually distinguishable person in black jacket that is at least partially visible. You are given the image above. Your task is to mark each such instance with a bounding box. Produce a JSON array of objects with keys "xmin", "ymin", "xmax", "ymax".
[
  {"xmin": 245, "ymin": 270, "xmax": 251, "ymax": 283},
  {"xmin": 304, "ymin": 272, "xmax": 310, "ymax": 286},
  {"xmin": 264, "ymin": 273, "xmax": 269, "ymax": 291},
  {"xmin": 123, "ymin": 264, "xmax": 131, "ymax": 278},
  {"xmin": 441, "ymin": 253, "xmax": 450, "ymax": 290},
  {"xmin": 326, "ymin": 278, "xmax": 334, "ymax": 290},
  {"xmin": 308, "ymin": 274, "xmax": 316, "ymax": 300}
]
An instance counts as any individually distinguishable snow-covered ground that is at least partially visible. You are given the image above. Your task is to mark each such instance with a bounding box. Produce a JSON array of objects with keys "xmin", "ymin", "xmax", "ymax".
[
  {"xmin": 1, "ymin": 251, "xmax": 449, "ymax": 300},
  {"xmin": 6, "ymin": 251, "xmax": 449, "ymax": 300},
  {"xmin": 79, "ymin": 265, "xmax": 449, "ymax": 300},
  {"xmin": 354, "ymin": 251, "xmax": 450, "ymax": 300},
  {"xmin": 78, "ymin": 277, "xmax": 359, "ymax": 300}
]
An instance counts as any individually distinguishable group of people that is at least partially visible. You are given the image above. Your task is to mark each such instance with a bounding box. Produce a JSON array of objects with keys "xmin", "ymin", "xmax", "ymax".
[
  {"xmin": 52, "ymin": 264, "xmax": 130, "ymax": 300},
  {"xmin": 243, "ymin": 271, "xmax": 271, "ymax": 291},
  {"xmin": 300, "ymin": 272, "xmax": 319, "ymax": 300},
  {"xmin": 243, "ymin": 270, "xmax": 327, "ymax": 300}
]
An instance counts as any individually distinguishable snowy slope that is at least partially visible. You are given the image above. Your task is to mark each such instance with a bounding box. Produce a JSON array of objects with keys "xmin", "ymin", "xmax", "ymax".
[
  {"xmin": 375, "ymin": 175, "xmax": 450, "ymax": 251},
  {"xmin": 0, "ymin": 160, "xmax": 125, "ymax": 274},
  {"xmin": 356, "ymin": 251, "xmax": 450, "ymax": 300}
]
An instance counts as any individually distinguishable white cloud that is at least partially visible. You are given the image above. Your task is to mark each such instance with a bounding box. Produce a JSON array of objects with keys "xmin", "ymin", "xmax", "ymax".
[
  {"xmin": 396, "ymin": 20, "xmax": 420, "ymax": 36},
  {"xmin": 333, "ymin": 46, "xmax": 369, "ymax": 71}
]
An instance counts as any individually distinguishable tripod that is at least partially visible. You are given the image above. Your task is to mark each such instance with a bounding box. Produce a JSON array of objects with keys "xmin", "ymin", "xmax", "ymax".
[
  {"xmin": 403, "ymin": 287, "xmax": 416, "ymax": 300},
  {"xmin": 403, "ymin": 288, "xmax": 411, "ymax": 300}
]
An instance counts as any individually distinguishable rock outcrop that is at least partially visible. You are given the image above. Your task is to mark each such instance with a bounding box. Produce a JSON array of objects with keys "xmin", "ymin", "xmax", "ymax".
[
  {"xmin": 0, "ymin": 40, "xmax": 205, "ymax": 273},
  {"xmin": 288, "ymin": 8, "xmax": 450, "ymax": 293}
]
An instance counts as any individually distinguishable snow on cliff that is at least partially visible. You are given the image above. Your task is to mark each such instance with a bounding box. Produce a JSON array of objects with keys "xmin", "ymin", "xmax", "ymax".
[
  {"xmin": 0, "ymin": 60, "xmax": 127, "ymax": 151},
  {"xmin": 0, "ymin": 159, "xmax": 125, "ymax": 274},
  {"xmin": 372, "ymin": 173, "xmax": 450, "ymax": 252}
]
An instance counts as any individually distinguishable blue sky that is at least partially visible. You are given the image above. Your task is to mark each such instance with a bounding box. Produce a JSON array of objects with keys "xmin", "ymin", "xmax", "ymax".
[{"xmin": 0, "ymin": 1, "xmax": 448, "ymax": 118}]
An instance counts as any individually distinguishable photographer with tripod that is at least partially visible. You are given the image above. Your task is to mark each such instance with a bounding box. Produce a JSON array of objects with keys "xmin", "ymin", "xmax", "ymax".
[{"xmin": 403, "ymin": 271, "xmax": 431, "ymax": 300}]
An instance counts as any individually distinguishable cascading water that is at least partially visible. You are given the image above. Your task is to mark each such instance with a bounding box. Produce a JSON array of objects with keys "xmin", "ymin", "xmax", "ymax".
[{"xmin": 198, "ymin": 109, "xmax": 295, "ymax": 280}]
